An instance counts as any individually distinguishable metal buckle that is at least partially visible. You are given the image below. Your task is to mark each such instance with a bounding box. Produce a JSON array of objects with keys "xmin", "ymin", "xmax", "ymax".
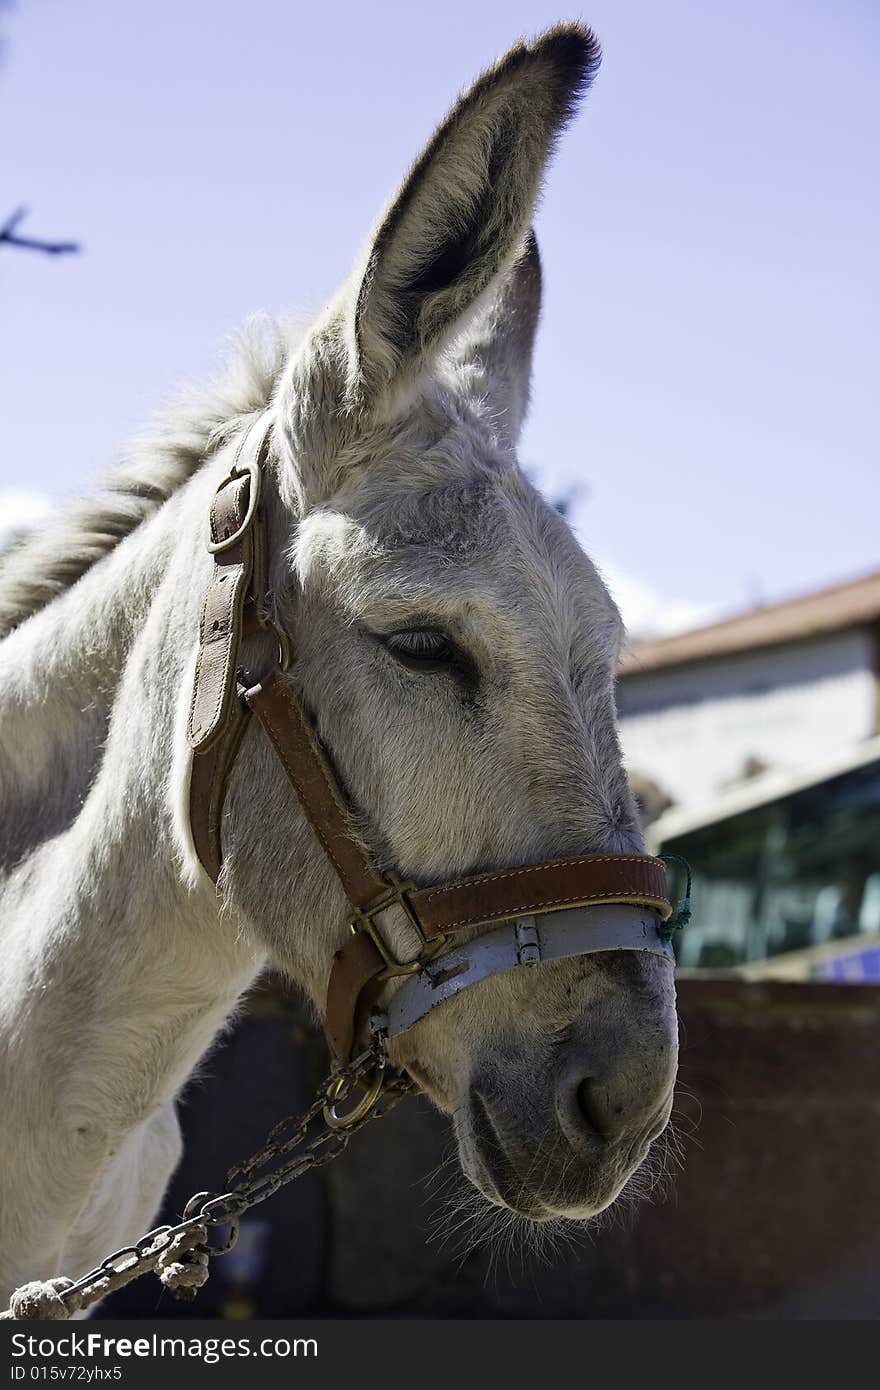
[
  {"xmin": 348, "ymin": 872, "xmax": 448, "ymax": 979},
  {"xmin": 206, "ymin": 459, "xmax": 262, "ymax": 554}
]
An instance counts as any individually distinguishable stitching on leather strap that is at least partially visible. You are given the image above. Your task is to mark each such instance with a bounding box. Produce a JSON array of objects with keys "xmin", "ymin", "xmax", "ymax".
[
  {"xmin": 187, "ymin": 644, "xmax": 207, "ymax": 746},
  {"xmin": 419, "ymin": 855, "xmax": 664, "ymax": 901},
  {"xmin": 433, "ymin": 891, "xmax": 672, "ymax": 932},
  {"xmin": 187, "ymin": 575, "xmax": 218, "ymax": 745}
]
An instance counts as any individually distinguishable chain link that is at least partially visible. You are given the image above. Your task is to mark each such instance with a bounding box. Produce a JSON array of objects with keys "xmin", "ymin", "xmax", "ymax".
[{"xmin": 4, "ymin": 1041, "xmax": 413, "ymax": 1319}]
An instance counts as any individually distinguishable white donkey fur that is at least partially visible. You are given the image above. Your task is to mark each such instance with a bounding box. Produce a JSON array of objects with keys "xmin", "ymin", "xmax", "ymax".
[{"xmin": 0, "ymin": 24, "xmax": 677, "ymax": 1307}]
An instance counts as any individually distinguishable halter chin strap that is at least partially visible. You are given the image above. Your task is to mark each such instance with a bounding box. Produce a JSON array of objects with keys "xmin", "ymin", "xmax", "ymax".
[{"xmin": 188, "ymin": 418, "xmax": 675, "ymax": 1063}]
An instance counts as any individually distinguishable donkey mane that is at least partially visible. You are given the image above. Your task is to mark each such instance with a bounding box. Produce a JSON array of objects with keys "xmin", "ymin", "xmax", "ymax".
[{"xmin": 0, "ymin": 316, "xmax": 298, "ymax": 640}]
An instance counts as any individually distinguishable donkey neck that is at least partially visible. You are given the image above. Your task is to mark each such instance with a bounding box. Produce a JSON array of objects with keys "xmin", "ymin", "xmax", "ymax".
[
  {"xmin": 0, "ymin": 458, "xmax": 267, "ymax": 1139},
  {"xmin": 0, "ymin": 486, "xmax": 185, "ymax": 871}
]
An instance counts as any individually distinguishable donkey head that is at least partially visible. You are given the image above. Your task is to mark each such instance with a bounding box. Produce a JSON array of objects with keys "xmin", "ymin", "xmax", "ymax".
[{"xmin": 221, "ymin": 24, "xmax": 678, "ymax": 1222}]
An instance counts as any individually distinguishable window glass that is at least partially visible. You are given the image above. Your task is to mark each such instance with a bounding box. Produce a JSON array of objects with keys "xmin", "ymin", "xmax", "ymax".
[{"xmin": 660, "ymin": 760, "xmax": 880, "ymax": 970}]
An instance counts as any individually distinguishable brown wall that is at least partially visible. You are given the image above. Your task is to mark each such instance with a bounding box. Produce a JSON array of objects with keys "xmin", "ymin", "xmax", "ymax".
[{"xmin": 105, "ymin": 978, "xmax": 880, "ymax": 1320}]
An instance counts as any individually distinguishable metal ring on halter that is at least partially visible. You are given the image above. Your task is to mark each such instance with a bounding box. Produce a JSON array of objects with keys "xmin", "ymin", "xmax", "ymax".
[
  {"xmin": 206, "ymin": 460, "xmax": 262, "ymax": 554},
  {"xmin": 323, "ymin": 1063, "xmax": 385, "ymax": 1129}
]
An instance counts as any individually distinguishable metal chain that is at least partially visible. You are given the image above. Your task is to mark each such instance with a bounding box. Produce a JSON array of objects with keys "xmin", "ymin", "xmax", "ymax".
[{"xmin": 2, "ymin": 1041, "xmax": 413, "ymax": 1320}]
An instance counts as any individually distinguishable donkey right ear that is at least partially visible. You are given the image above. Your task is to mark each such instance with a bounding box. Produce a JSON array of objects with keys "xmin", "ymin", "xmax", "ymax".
[
  {"xmin": 455, "ymin": 230, "xmax": 543, "ymax": 446},
  {"xmin": 345, "ymin": 23, "xmax": 599, "ymax": 410}
]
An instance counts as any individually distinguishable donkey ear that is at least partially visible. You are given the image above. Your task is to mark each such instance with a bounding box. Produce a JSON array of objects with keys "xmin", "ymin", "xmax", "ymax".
[
  {"xmin": 350, "ymin": 24, "xmax": 599, "ymax": 405},
  {"xmin": 456, "ymin": 230, "xmax": 542, "ymax": 445}
]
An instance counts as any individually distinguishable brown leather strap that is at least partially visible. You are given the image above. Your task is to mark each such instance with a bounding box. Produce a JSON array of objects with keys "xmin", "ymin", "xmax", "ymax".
[
  {"xmin": 408, "ymin": 855, "xmax": 672, "ymax": 935},
  {"xmin": 324, "ymin": 931, "xmax": 387, "ymax": 1064},
  {"xmin": 188, "ymin": 701, "xmax": 250, "ymax": 882},
  {"xmin": 187, "ymin": 473, "xmax": 256, "ymax": 753},
  {"xmin": 245, "ymin": 671, "xmax": 388, "ymax": 908},
  {"xmin": 188, "ymin": 428, "xmax": 273, "ymax": 881}
]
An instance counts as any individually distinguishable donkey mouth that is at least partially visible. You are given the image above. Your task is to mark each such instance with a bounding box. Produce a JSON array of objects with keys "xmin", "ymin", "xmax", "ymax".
[
  {"xmin": 462, "ymin": 1087, "xmax": 656, "ymax": 1222},
  {"xmin": 463, "ymin": 1090, "xmax": 557, "ymax": 1220}
]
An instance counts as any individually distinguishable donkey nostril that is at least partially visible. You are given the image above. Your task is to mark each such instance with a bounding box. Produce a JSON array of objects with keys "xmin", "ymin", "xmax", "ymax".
[
  {"xmin": 570, "ymin": 1074, "xmax": 667, "ymax": 1148},
  {"xmin": 557, "ymin": 1040, "xmax": 675, "ymax": 1155},
  {"xmin": 575, "ymin": 1077, "xmax": 610, "ymax": 1141},
  {"xmin": 560, "ymin": 1069, "xmax": 636, "ymax": 1146},
  {"xmin": 557, "ymin": 1049, "xmax": 669, "ymax": 1152}
]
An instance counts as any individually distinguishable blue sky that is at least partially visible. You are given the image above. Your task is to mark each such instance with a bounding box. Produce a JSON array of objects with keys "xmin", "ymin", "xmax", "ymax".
[{"xmin": 1, "ymin": 0, "xmax": 877, "ymax": 634}]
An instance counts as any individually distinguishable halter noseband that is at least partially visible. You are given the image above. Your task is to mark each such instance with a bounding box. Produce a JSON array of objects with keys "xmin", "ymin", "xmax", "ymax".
[{"xmin": 187, "ymin": 418, "xmax": 676, "ymax": 1064}]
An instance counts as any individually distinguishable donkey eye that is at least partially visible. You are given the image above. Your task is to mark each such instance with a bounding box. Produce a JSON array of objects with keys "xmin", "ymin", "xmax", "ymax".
[{"xmin": 382, "ymin": 628, "xmax": 457, "ymax": 668}]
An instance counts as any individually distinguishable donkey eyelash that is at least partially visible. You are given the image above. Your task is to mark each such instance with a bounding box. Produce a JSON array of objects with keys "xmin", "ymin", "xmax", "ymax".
[{"xmin": 380, "ymin": 627, "xmax": 458, "ymax": 667}]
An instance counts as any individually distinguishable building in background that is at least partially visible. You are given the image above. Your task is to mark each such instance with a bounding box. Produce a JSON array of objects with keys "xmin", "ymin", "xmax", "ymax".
[
  {"xmin": 618, "ymin": 569, "xmax": 880, "ymax": 980},
  {"xmin": 651, "ymin": 737, "xmax": 880, "ymax": 976},
  {"xmin": 617, "ymin": 570, "xmax": 880, "ymax": 817}
]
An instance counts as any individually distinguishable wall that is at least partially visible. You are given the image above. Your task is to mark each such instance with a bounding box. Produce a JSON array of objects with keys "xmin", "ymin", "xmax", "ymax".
[{"xmin": 104, "ymin": 978, "xmax": 880, "ymax": 1320}]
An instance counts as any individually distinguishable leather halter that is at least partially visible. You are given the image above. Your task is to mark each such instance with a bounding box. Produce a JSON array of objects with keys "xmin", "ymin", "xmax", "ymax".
[{"xmin": 188, "ymin": 418, "xmax": 675, "ymax": 1063}]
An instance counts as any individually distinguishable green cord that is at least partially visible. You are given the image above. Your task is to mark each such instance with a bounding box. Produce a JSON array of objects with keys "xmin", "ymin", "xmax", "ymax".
[{"xmin": 658, "ymin": 853, "xmax": 693, "ymax": 945}]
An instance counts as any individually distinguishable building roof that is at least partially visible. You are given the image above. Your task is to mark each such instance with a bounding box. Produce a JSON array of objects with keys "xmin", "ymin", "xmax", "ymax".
[
  {"xmin": 619, "ymin": 570, "xmax": 880, "ymax": 677},
  {"xmin": 646, "ymin": 734, "xmax": 880, "ymax": 850}
]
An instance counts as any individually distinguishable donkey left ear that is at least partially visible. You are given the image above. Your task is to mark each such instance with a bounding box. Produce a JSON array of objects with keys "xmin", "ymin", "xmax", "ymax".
[{"xmin": 348, "ymin": 24, "xmax": 599, "ymax": 407}]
